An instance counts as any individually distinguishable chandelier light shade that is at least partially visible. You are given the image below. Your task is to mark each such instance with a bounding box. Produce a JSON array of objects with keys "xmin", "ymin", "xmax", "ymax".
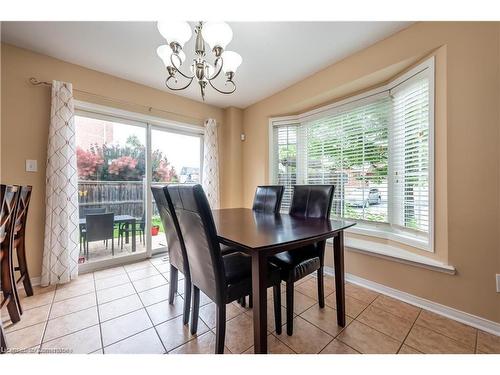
[
  {"xmin": 156, "ymin": 21, "xmax": 242, "ymax": 100},
  {"xmin": 157, "ymin": 21, "xmax": 192, "ymax": 47},
  {"xmin": 221, "ymin": 51, "xmax": 242, "ymax": 73},
  {"xmin": 156, "ymin": 45, "xmax": 186, "ymax": 67},
  {"xmin": 201, "ymin": 22, "xmax": 233, "ymax": 50}
]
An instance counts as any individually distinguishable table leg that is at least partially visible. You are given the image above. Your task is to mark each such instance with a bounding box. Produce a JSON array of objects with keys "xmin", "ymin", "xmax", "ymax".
[
  {"xmin": 333, "ymin": 231, "xmax": 346, "ymax": 327},
  {"xmin": 251, "ymin": 252, "xmax": 268, "ymax": 354},
  {"xmin": 131, "ymin": 219, "xmax": 136, "ymax": 253}
]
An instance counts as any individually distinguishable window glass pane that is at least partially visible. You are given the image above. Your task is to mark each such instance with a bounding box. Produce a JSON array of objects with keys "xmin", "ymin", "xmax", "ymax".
[
  {"xmin": 275, "ymin": 124, "xmax": 298, "ymax": 211},
  {"xmin": 75, "ymin": 115, "xmax": 147, "ymax": 263},
  {"xmin": 302, "ymin": 97, "xmax": 390, "ymax": 223},
  {"xmin": 151, "ymin": 129, "xmax": 201, "ymax": 254}
]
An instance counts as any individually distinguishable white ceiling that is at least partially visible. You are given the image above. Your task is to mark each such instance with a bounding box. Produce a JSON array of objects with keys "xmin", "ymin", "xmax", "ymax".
[{"xmin": 1, "ymin": 21, "xmax": 411, "ymax": 108}]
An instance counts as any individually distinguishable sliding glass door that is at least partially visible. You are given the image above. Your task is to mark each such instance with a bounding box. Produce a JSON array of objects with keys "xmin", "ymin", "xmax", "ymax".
[
  {"xmin": 75, "ymin": 112, "xmax": 147, "ymax": 265},
  {"xmin": 149, "ymin": 126, "xmax": 203, "ymax": 256}
]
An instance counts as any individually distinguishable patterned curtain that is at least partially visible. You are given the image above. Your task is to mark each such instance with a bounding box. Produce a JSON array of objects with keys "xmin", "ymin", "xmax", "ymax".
[
  {"xmin": 41, "ymin": 81, "xmax": 79, "ymax": 286},
  {"xmin": 202, "ymin": 118, "xmax": 220, "ymax": 209}
]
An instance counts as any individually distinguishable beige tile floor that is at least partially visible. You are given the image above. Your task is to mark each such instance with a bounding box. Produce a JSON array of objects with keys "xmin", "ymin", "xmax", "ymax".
[{"xmin": 2, "ymin": 256, "xmax": 500, "ymax": 354}]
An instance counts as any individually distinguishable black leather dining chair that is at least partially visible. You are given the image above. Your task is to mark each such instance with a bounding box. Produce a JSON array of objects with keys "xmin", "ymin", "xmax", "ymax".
[
  {"xmin": 151, "ymin": 186, "xmax": 191, "ymax": 325},
  {"xmin": 231, "ymin": 185, "xmax": 285, "ymax": 308},
  {"xmin": 84, "ymin": 213, "xmax": 115, "ymax": 260},
  {"xmin": 221, "ymin": 185, "xmax": 284, "ymax": 257},
  {"xmin": 269, "ymin": 185, "xmax": 335, "ymax": 336},
  {"xmin": 167, "ymin": 184, "xmax": 283, "ymax": 354},
  {"xmin": 252, "ymin": 185, "xmax": 285, "ymax": 213}
]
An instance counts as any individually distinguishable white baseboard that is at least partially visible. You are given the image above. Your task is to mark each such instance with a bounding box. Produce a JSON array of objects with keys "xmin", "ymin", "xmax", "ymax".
[{"xmin": 324, "ymin": 266, "xmax": 500, "ymax": 336}]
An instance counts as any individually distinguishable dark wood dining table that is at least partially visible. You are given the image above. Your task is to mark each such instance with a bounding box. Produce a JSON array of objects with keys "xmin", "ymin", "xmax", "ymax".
[
  {"xmin": 212, "ymin": 208, "xmax": 355, "ymax": 354},
  {"xmin": 79, "ymin": 214, "xmax": 137, "ymax": 252}
]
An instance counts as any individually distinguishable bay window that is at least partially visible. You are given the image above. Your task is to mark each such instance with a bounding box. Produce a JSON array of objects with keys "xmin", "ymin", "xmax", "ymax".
[{"xmin": 269, "ymin": 58, "xmax": 434, "ymax": 251}]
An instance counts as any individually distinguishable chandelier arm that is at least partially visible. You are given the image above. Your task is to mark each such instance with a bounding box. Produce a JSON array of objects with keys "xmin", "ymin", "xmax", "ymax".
[
  {"xmin": 170, "ymin": 53, "xmax": 195, "ymax": 80},
  {"xmin": 208, "ymin": 78, "xmax": 236, "ymax": 95},
  {"xmin": 207, "ymin": 57, "xmax": 224, "ymax": 81},
  {"xmin": 165, "ymin": 76, "xmax": 195, "ymax": 91}
]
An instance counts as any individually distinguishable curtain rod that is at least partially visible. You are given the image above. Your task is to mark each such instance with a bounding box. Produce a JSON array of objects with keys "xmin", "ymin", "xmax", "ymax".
[{"xmin": 28, "ymin": 77, "xmax": 205, "ymax": 124}]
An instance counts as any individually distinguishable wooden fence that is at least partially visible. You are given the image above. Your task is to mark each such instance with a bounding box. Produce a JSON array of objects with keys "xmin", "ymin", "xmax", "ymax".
[{"xmin": 78, "ymin": 180, "xmax": 164, "ymax": 218}]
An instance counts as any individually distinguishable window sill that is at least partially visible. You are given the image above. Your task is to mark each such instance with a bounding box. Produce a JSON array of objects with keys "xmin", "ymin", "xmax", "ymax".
[{"xmin": 328, "ymin": 236, "xmax": 455, "ymax": 275}]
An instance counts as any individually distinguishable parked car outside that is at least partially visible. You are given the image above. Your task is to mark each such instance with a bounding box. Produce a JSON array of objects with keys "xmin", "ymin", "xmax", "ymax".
[{"xmin": 346, "ymin": 188, "xmax": 382, "ymax": 207}]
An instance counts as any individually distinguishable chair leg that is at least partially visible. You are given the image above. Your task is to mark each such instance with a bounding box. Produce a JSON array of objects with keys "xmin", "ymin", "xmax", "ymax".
[
  {"xmin": 1, "ymin": 322, "xmax": 7, "ymax": 353},
  {"xmin": 182, "ymin": 276, "xmax": 191, "ymax": 325},
  {"xmin": 16, "ymin": 239, "xmax": 33, "ymax": 296},
  {"xmin": 286, "ymin": 279, "xmax": 294, "ymax": 336},
  {"xmin": 273, "ymin": 284, "xmax": 282, "ymax": 335},
  {"xmin": 111, "ymin": 238, "xmax": 114, "ymax": 256},
  {"xmin": 241, "ymin": 296, "xmax": 246, "ymax": 308},
  {"xmin": 317, "ymin": 267, "xmax": 325, "ymax": 308},
  {"xmin": 215, "ymin": 303, "xmax": 226, "ymax": 354},
  {"xmin": 190, "ymin": 285, "xmax": 200, "ymax": 335},
  {"xmin": 248, "ymin": 293, "xmax": 253, "ymax": 308},
  {"xmin": 169, "ymin": 265, "xmax": 178, "ymax": 304}
]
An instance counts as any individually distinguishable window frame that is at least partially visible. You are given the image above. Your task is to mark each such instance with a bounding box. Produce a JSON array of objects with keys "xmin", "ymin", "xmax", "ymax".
[{"xmin": 268, "ymin": 57, "xmax": 435, "ymax": 252}]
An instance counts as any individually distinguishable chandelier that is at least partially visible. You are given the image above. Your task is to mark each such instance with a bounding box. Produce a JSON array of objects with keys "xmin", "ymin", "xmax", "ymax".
[{"xmin": 156, "ymin": 21, "xmax": 242, "ymax": 101}]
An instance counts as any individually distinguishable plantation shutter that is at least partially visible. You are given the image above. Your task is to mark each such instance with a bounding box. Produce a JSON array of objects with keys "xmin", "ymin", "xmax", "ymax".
[
  {"xmin": 301, "ymin": 96, "xmax": 391, "ymax": 222},
  {"xmin": 272, "ymin": 123, "xmax": 299, "ymax": 211},
  {"xmin": 391, "ymin": 75, "xmax": 430, "ymax": 234}
]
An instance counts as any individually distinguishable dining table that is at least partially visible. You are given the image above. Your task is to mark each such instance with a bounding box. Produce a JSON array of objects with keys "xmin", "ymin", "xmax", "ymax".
[
  {"xmin": 212, "ymin": 208, "xmax": 355, "ymax": 354},
  {"xmin": 79, "ymin": 214, "xmax": 137, "ymax": 252}
]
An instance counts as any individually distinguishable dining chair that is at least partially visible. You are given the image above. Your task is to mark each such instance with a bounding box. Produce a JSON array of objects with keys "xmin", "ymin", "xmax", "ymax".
[
  {"xmin": 80, "ymin": 207, "xmax": 106, "ymax": 252},
  {"xmin": 118, "ymin": 212, "xmax": 145, "ymax": 249},
  {"xmin": 0, "ymin": 319, "xmax": 6, "ymax": 353},
  {"xmin": 84, "ymin": 213, "xmax": 115, "ymax": 260},
  {"xmin": 269, "ymin": 185, "xmax": 335, "ymax": 336},
  {"xmin": 221, "ymin": 185, "xmax": 284, "ymax": 257},
  {"xmin": 252, "ymin": 185, "xmax": 285, "ymax": 213},
  {"xmin": 151, "ymin": 186, "xmax": 191, "ymax": 325},
  {"xmin": 167, "ymin": 184, "xmax": 283, "ymax": 354},
  {"xmin": 13, "ymin": 185, "xmax": 33, "ymax": 297},
  {"xmin": 0, "ymin": 184, "xmax": 22, "ymax": 323},
  {"xmin": 230, "ymin": 185, "xmax": 285, "ymax": 308}
]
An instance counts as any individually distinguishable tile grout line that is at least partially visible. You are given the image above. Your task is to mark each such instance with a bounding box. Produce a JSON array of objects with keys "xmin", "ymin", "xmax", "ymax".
[
  {"xmin": 396, "ymin": 308, "xmax": 422, "ymax": 353},
  {"xmin": 37, "ymin": 283, "xmax": 58, "ymax": 353},
  {"xmin": 123, "ymin": 258, "xmax": 169, "ymax": 354},
  {"xmin": 93, "ymin": 271, "xmax": 105, "ymax": 354}
]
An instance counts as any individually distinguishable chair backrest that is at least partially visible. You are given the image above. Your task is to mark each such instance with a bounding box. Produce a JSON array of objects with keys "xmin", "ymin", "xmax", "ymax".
[
  {"xmin": 85, "ymin": 213, "xmax": 114, "ymax": 242},
  {"xmin": 13, "ymin": 185, "xmax": 32, "ymax": 238},
  {"xmin": 151, "ymin": 186, "xmax": 189, "ymax": 276},
  {"xmin": 1, "ymin": 185, "xmax": 20, "ymax": 249},
  {"xmin": 167, "ymin": 184, "xmax": 224, "ymax": 303},
  {"xmin": 83, "ymin": 207, "xmax": 106, "ymax": 217},
  {"xmin": 252, "ymin": 185, "xmax": 284, "ymax": 213},
  {"xmin": 289, "ymin": 185, "xmax": 335, "ymax": 219}
]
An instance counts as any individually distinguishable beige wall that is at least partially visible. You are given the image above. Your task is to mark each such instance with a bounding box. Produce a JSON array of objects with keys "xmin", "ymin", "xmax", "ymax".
[
  {"xmin": 0, "ymin": 43, "xmax": 226, "ymax": 279},
  {"xmin": 242, "ymin": 22, "xmax": 500, "ymax": 323},
  {"xmin": 220, "ymin": 107, "xmax": 244, "ymax": 208}
]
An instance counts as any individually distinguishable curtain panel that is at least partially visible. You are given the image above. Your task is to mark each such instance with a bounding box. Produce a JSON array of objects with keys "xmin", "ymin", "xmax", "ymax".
[
  {"xmin": 41, "ymin": 81, "xmax": 80, "ymax": 286},
  {"xmin": 202, "ymin": 118, "xmax": 220, "ymax": 209}
]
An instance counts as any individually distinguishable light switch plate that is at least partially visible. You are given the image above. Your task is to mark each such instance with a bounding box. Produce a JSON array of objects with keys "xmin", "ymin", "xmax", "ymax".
[
  {"xmin": 496, "ymin": 274, "xmax": 500, "ymax": 293},
  {"xmin": 25, "ymin": 159, "xmax": 37, "ymax": 172}
]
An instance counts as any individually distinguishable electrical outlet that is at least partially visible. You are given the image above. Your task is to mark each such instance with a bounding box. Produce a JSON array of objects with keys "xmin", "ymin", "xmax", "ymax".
[{"xmin": 496, "ymin": 274, "xmax": 500, "ymax": 293}]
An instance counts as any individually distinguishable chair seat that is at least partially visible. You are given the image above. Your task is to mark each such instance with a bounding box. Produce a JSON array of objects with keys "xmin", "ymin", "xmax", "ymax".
[
  {"xmin": 270, "ymin": 244, "xmax": 321, "ymax": 282},
  {"xmin": 223, "ymin": 252, "xmax": 281, "ymax": 303}
]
